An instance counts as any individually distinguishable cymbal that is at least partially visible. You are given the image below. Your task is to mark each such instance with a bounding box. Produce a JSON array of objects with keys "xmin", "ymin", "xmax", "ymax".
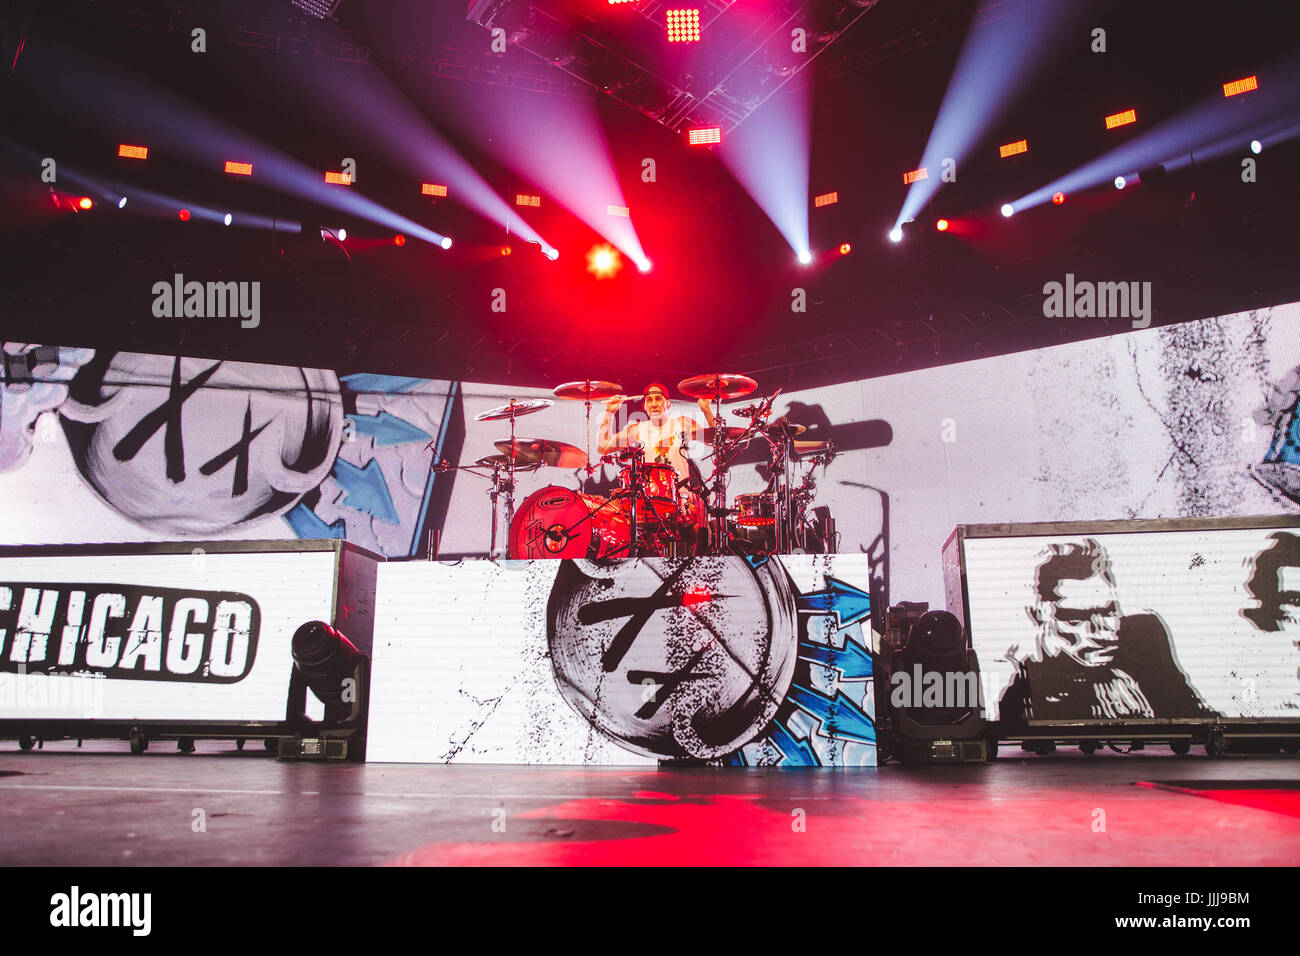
[
  {"xmin": 683, "ymin": 427, "xmax": 751, "ymax": 461},
  {"xmin": 474, "ymin": 398, "xmax": 553, "ymax": 422},
  {"xmin": 474, "ymin": 454, "xmax": 540, "ymax": 472},
  {"xmin": 677, "ymin": 372, "xmax": 758, "ymax": 401},
  {"xmin": 553, "ymin": 380, "xmax": 623, "ymax": 401},
  {"xmin": 766, "ymin": 417, "xmax": 807, "ymax": 437},
  {"xmin": 695, "ymin": 426, "xmax": 752, "ymax": 444},
  {"xmin": 494, "ymin": 437, "xmax": 589, "ymax": 469}
]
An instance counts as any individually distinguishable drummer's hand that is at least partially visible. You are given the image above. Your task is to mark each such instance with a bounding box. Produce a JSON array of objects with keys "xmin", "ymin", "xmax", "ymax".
[
  {"xmin": 696, "ymin": 397, "xmax": 716, "ymax": 423},
  {"xmin": 604, "ymin": 394, "xmax": 625, "ymax": 414}
]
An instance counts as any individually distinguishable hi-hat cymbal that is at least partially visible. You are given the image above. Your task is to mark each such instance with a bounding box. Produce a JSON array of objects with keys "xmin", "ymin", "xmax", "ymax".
[
  {"xmin": 474, "ymin": 454, "xmax": 540, "ymax": 472},
  {"xmin": 683, "ymin": 427, "xmax": 751, "ymax": 461},
  {"xmin": 677, "ymin": 372, "xmax": 758, "ymax": 401},
  {"xmin": 494, "ymin": 438, "xmax": 589, "ymax": 468},
  {"xmin": 766, "ymin": 417, "xmax": 807, "ymax": 437},
  {"xmin": 474, "ymin": 398, "xmax": 554, "ymax": 422},
  {"xmin": 553, "ymin": 380, "xmax": 623, "ymax": 401}
]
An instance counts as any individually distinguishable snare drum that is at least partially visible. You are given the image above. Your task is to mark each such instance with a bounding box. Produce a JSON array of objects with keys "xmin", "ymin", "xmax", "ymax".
[
  {"xmin": 620, "ymin": 462, "xmax": 680, "ymax": 518},
  {"xmin": 734, "ymin": 493, "xmax": 776, "ymax": 527},
  {"xmin": 509, "ymin": 486, "xmax": 630, "ymax": 559}
]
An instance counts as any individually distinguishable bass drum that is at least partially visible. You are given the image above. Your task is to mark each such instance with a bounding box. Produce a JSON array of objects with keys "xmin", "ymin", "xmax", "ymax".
[{"xmin": 509, "ymin": 486, "xmax": 631, "ymax": 559}]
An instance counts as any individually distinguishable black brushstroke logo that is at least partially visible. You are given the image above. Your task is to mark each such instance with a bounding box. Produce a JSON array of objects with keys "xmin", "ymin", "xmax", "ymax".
[{"xmin": 0, "ymin": 582, "xmax": 260, "ymax": 683}]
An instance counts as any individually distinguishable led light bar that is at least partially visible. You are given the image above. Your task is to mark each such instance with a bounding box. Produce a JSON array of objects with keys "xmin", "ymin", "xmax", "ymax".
[
  {"xmin": 666, "ymin": 9, "xmax": 700, "ymax": 43},
  {"xmin": 224, "ymin": 161, "xmax": 253, "ymax": 176},
  {"xmin": 998, "ymin": 139, "xmax": 1028, "ymax": 158},
  {"xmin": 515, "ymin": 194, "xmax": 541, "ymax": 207},
  {"xmin": 1223, "ymin": 75, "xmax": 1259, "ymax": 97},
  {"xmin": 422, "ymin": 183, "xmax": 448, "ymax": 197},
  {"xmin": 687, "ymin": 126, "xmax": 721, "ymax": 145},
  {"xmin": 117, "ymin": 144, "xmax": 148, "ymax": 160},
  {"xmin": 607, "ymin": 205, "xmax": 630, "ymax": 217},
  {"xmin": 814, "ymin": 192, "xmax": 839, "ymax": 208},
  {"xmin": 902, "ymin": 167, "xmax": 928, "ymax": 185},
  {"xmin": 1105, "ymin": 109, "xmax": 1137, "ymax": 130},
  {"xmin": 324, "ymin": 171, "xmax": 353, "ymax": 185}
]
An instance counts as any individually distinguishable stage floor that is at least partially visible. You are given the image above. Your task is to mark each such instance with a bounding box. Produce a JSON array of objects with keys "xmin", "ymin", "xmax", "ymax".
[{"xmin": 2, "ymin": 743, "xmax": 1299, "ymax": 866}]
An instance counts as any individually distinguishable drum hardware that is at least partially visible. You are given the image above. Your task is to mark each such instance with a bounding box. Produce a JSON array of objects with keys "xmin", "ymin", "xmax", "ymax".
[{"xmin": 552, "ymin": 380, "xmax": 622, "ymax": 487}]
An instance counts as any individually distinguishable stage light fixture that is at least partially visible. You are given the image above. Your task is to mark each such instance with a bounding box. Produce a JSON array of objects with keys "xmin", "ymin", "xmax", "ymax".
[
  {"xmin": 1052, "ymin": 191, "xmax": 1066, "ymax": 205},
  {"xmin": 888, "ymin": 227, "xmax": 903, "ymax": 243},
  {"xmin": 666, "ymin": 9, "xmax": 701, "ymax": 43},
  {"xmin": 117, "ymin": 144, "xmax": 148, "ymax": 160},
  {"xmin": 515, "ymin": 194, "xmax": 541, "ymax": 207},
  {"xmin": 422, "ymin": 183, "xmax": 448, "ymax": 197},
  {"xmin": 587, "ymin": 243, "xmax": 623, "ymax": 279},
  {"xmin": 178, "ymin": 208, "xmax": 190, "ymax": 221},
  {"xmin": 223, "ymin": 213, "xmax": 233, "ymax": 226},
  {"xmin": 1251, "ymin": 139, "xmax": 1263, "ymax": 154},
  {"xmin": 337, "ymin": 228, "xmax": 347, "ymax": 241},
  {"xmin": 797, "ymin": 251, "xmax": 812, "ymax": 265},
  {"xmin": 637, "ymin": 259, "xmax": 652, "ymax": 273},
  {"xmin": 1105, "ymin": 109, "xmax": 1137, "ymax": 130},
  {"xmin": 1113, "ymin": 175, "xmax": 1127, "ymax": 189},
  {"xmin": 1000, "ymin": 203, "xmax": 1014, "ymax": 217},
  {"xmin": 1223, "ymin": 75, "xmax": 1258, "ymax": 97},
  {"xmin": 839, "ymin": 242, "xmax": 852, "ymax": 255},
  {"xmin": 224, "ymin": 161, "xmax": 253, "ymax": 176},
  {"xmin": 902, "ymin": 167, "xmax": 928, "ymax": 185},
  {"xmin": 440, "ymin": 237, "xmax": 453, "ymax": 250},
  {"xmin": 998, "ymin": 139, "xmax": 1028, "ymax": 158},
  {"xmin": 324, "ymin": 171, "xmax": 352, "ymax": 185},
  {"xmin": 607, "ymin": 204, "xmax": 630, "ymax": 218},
  {"xmin": 687, "ymin": 127, "xmax": 721, "ymax": 145},
  {"xmin": 118, "ymin": 197, "xmax": 128, "ymax": 209},
  {"xmin": 543, "ymin": 246, "xmax": 559, "ymax": 261},
  {"xmin": 814, "ymin": 191, "xmax": 839, "ymax": 208},
  {"xmin": 394, "ymin": 234, "xmax": 406, "ymax": 246},
  {"xmin": 935, "ymin": 218, "xmax": 949, "ymax": 231},
  {"xmin": 500, "ymin": 245, "xmax": 512, "ymax": 256},
  {"xmin": 76, "ymin": 197, "xmax": 93, "ymax": 210}
]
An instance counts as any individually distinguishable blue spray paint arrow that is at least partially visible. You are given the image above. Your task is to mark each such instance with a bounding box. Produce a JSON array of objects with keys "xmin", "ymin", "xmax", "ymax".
[
  {"xmin": 786, "ymin": 683, "xmax": 876, "ymax": 744},
  {"xmin": 796, "ymin": 576, "xmax": 871, "ymax": 628},
  {"xmin": 339, "ymin": 373, "xmax": 426, "ymax": 395},
  {"xmin": 347, "ymin": 411, "xmax": 431, "ymax": 446},
  {"xmin": 332, "ymin": 457, "xmax": 400, "ymax": 524},
  {"xmin": 768, "ymin": 720, "xmax": 819, "ymax": 767},
  {"xmin": 798, "ymin": 638, "xmax": 874, "ymax": 680},
  {"xmin": 283, "ymin": 502, "xmax": 347, "ymax": 540}
]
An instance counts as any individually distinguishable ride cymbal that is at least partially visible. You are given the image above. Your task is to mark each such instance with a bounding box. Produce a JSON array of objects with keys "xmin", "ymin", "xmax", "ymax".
[
  {"xmin": 677, "ymin": 372, "xmax": 758, "ymax": 401},
  {"xmin": 474, "ymin": 398, "xmax": 554, "ymax": 422}
]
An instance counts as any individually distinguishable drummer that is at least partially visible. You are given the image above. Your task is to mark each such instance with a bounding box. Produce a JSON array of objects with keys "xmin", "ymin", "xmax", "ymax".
[{"xmin": 598, "ymin": 383, "xmax": 717, "ymax": 481}]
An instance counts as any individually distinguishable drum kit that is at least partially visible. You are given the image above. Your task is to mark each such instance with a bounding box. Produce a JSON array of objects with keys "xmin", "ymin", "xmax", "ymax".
[{"xmin": 457, "ymin": 373, "xmax": 837, "ymax": 559}]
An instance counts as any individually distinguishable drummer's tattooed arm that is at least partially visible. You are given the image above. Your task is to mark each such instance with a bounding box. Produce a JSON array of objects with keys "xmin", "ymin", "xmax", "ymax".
[
  {"xmin": 696, "ymin": 398, "xmax": 718, "ymax": 429},
  {"xmin": 598, "ymin": 393, "xmax": 636, "ymax": 455}
]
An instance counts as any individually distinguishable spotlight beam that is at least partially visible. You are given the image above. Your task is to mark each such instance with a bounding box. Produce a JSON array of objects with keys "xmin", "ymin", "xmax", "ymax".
[
  {"xmin": 894, "ymin": 0, "xmax": 1090, "ymax": 230},
  {"xmin": 1012, "ymin": 52, "xmax": 1300, "ymax": 212}
]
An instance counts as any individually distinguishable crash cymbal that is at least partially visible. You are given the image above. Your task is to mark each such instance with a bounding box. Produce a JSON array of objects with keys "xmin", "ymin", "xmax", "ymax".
[
  {"xmin": 677, "ymin": 372, "xmax": 758, "ymax": 401},
  {"xmin": 766, "ymin": 417, "xmax": 807, "ymax": 437},
  {"xmin": 494, "ymin": 437, "xmax": 589, "ymax": 469},
  {"xmin": 474, "ymin": 454, "xmax": 540, "ymax": 472},
  {"xmin": 552, "ymin": 380, "xmax": 623, "ymax": 401},
  {"xmin": 474, "ymin": 398, "xmax": 554, "ymax": 422}
]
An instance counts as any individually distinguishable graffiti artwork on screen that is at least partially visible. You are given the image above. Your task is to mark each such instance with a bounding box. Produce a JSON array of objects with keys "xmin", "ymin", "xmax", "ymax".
[
  {"xmin": 547, "ymin": 555, "xmax": 876, "ymax": 766},
  {"xmin": 998, "ymin": 539, "xmax": 1218, "ymax": 723},
  {"xmin": 0, "ymin": 581, "xmax": 260, "ymax": 683},
  {"xmin": 0, "ymin": 343, "xmax": 458, "ymax": 557}
]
